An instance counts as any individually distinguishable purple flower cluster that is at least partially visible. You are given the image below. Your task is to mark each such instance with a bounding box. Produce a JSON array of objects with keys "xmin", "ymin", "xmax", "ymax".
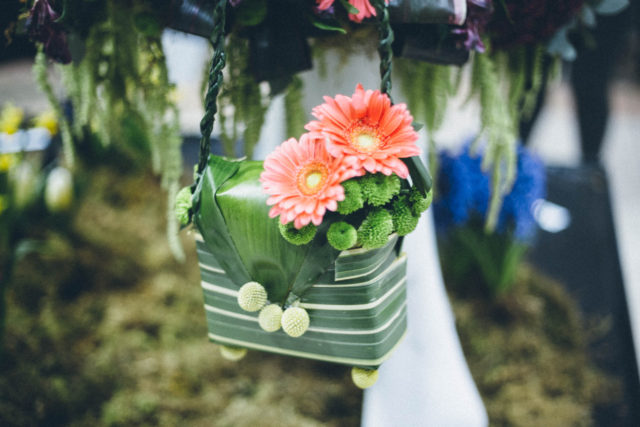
[
  {"xmin": 434, "ymin": 142, "xmax": 546, "ymax": 241},
  {"xmin": 25, "ymin": 0, "xmax": 71, "ymax": 64},
  {"xmin": 452, "ymin": 0, "xmax": 493, "ymax": 53}
]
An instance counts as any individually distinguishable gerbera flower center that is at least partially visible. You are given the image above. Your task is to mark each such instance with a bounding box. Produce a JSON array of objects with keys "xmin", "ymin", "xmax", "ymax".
[
  {"xmin": 348, "ymin": 125, "xmax": 382, "ymax": 154},
  {"xmin": 297, "ymin": 162, "xmax": 329, "ymax": 195}
]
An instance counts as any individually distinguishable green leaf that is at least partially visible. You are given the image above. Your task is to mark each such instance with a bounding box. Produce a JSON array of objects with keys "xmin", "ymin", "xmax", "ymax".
[
  {"xmin": 194, "ymin": 156, "xmax": 252, "ymax": 287},
  {"xmin": 310, "ymin": 18, "xmax": 347, "ymax": 34},
  {"xmin": 594, "ymin": 0, "xmax": 628, "ymax": 15},
  {"xmin": 411, "ymin": 121, "xmax": 424, "ymax": 132},
  {"xmin": 402, "ymin": 156, "xmax": 432, "ymax": 197},
  {"xmin": 339, "ymin": 0, "xmax": 360, "ymax": 15}
]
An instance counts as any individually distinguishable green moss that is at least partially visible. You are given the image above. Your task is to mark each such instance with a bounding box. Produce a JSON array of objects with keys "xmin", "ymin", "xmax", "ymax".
[
  {"xmin": 450, "ymin": 265, "xmax": 622, "ymax": 426},
  {"xmin": 327, "ymin": 221, "xmax": 357, "ymax": 251},
  {"xmin": 357, "ymin": 208, "xmax": 393, "ymax": 249},
  {"xmin": 337, "ymin": 179, "xmax": 364, "ymax": 215},
  {"xmin": 278, "ymin": 221, "xmax": 316, "ymax": 245},
  {"xmin": 359, "ymin": 173, "xmax": 401, "ymax": 207},
  {"xmin": 391, "ymin": 196, "xmax": 419, "ymax": 236}
]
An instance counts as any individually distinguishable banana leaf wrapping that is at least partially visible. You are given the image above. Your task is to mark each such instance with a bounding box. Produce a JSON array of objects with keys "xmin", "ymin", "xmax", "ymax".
[{"xmin": 193, "ymin": 156, "xmax": 408, "ymax": 368}]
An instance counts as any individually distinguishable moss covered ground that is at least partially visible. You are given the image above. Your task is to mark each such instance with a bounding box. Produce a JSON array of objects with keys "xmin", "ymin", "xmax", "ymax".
[{"xmin": 0, "ymin": 167, "xmax": 620, "ymax": 426}]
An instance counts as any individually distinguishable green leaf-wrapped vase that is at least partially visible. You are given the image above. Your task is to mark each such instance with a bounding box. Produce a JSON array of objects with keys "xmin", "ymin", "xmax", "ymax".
[{"xmin": 193, "ymin": 156, "xmax": 408, "ymax": 369}]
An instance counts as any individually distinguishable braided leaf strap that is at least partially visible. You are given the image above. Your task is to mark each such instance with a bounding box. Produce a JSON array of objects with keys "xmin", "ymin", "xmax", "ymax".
[
  {"xmin": 192, "ymin": 0, "xmax": 228, "ymax": 211},
  {"xmin": 372, "ymin": 0, "xmax": 394, "ymax": 101},
  {"xmin": 372, "ymin": 0, "xmax": 432, "ymax": 196}
]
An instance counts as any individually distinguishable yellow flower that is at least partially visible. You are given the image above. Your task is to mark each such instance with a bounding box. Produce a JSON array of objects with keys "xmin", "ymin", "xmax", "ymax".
[
  {"xmin": 0, "ymin": 103, "xmax": 24, "ymax": 135},
  {"xmin": 0, "ymin": 154, "xmax": 16, "ymax": 172},
  {"xmin": 33, "ymin": 110, "xmax": 58, "ymax": 135}
]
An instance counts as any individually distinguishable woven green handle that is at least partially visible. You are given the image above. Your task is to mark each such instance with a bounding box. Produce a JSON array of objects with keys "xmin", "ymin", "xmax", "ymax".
[{"xmin": 192, "ymin": 0, "xmax": 228, "ymax": 208}]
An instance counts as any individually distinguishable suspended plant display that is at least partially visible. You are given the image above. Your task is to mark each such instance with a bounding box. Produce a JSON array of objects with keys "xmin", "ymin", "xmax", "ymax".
[{"xmin": 176, "ymin": 0, "xmax": 433, "ymax": 388}]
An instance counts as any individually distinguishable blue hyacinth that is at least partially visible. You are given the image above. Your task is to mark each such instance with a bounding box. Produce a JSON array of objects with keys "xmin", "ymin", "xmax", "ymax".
[{"xmin": 434, "ymin": 141, "xmax": 546, "ymax": 241}]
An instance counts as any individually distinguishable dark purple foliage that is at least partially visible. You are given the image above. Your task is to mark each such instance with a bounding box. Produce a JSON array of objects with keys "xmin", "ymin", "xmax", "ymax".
[{"xmin": 25, "ymin": 0, "xmax": 72, "ymax": 64}]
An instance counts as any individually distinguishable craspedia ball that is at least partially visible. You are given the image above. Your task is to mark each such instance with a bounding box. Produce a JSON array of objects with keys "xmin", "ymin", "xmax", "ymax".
[
  {"xmin": 351, "ymin": 367, "xmax": 379, "ymax": 389},
  {"xmin": 220, "ymin": 345, "xmax": 247, "ymax": 361},
  {"xmin": 175, "ymin": 186, "xmax": 192, "ymax": 226},
  {"xmin": 237, "ymin": 281, "xmax": 267, "ymax": 312},
  {"xmin": 281, "ymin": 306, "xmax": 310, "ymax": 337},
  {"xmin": 259, "ymin": 304, "xmax": 283, "ymax": 332},
  {"xmin": 327, "ymin": 221, "xmax": 358, "ymax": 251}
]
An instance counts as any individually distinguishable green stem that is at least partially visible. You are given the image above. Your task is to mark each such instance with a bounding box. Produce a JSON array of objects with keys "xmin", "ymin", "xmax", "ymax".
[{"xmin": 34, "ymin": 48, "xmax": 75, "ymax": 170}]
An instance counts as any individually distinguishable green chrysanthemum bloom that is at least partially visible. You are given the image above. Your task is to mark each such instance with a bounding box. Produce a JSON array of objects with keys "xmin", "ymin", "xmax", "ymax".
[
  {"xmin": 175, "ymin": 186, "xmax": 192, "ymax": 226},
  {"xmin": 237, "ymin": 281, "xmax": 267, "ymax": 312},
  {"xmin": 327, "ymin": 221, "xmax": 358, "ymax": 251},
  {"xmin": 220, "ymin": 345, "xmax": 247, "ymax": 361},
  {"xmin": 259, "ymin": 304, "xmax": 283, "ymax": 332},
  {"xmin": 281, "ymin": 306, "xmax": 310, "ymax": 338},
  {"xmin": 351, "ymin": 367, "xmax": 379, "ymax": 389},
  {"xmin": 278, "ymin": 221, "xmax": 317, "ymax": 245},
  {"xmin": 358, "ymin": 208, "xmax": 393, "ymax": 249},
  {"xmin": 392, "ymin": 196, "xmax": 419, "ymax": 236},
  {"xmin": 409, "ymin": 187, "xmax": 432, "ymax": 216},
  {"xmin": 337, "ymin": 179, "xmax": 364, "ymax": 215},
  {"xmin": 360, "ymin": 173, "xmax": 401, "ymax": 207}
]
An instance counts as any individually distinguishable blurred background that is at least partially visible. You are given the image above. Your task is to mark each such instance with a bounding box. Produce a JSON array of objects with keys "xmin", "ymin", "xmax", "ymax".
[{"xmin": 1, "ymin": 1, "xmax": 640, "ymax": 425}]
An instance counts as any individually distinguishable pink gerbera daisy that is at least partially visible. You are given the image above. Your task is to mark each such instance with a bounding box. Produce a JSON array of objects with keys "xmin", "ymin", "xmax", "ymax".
[
  {"xmin": 260, "ymin": 134, "xmax": 362, "ymax": 229},
  {"xmin": 305, "ymin": 84, "xmax": 421, "ymax": 179},
  {"xmin": 316, "ymin": 0, "xmax": 379, "ymax": 23}
]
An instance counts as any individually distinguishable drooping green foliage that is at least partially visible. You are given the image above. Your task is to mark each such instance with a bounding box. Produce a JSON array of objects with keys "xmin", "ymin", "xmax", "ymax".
[
  {"xmin": 218, "ymin": 34, "xmax": 269, "ymax": 158},
  {"xmin": 284, "ymin": 76, "xmax": 307, "ymax": 140},
  {"xmin": 469, "ymin": 48, "xmax": 517, "ymax": 232}
]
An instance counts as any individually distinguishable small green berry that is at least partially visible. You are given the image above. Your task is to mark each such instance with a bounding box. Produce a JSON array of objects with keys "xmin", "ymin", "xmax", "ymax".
[
  {"xmin": 220, "ymin": 345, "xmax": 247, "ymax": 361},
  {"xmin": 351, "ymin": 367, "xmax": 379, "ymax": 389},
  {"xmin": 45, "ymin": 166, "xmax": 73, "ymax": 213},
  {"xmin": 259, "ymin": 304, "xmax": 283, "ymax": 332},
  {"xmin": 327, "ymin": 221, "xmax": 358, "ymax": 251},
  {"xmin": 278, "ymin": 221, "xmax": 317, "ymax": 245},
  {"xmin": 175, "ymin": 186, "xmax": 192, "ymax": 225},
  {"xmin": 357, "ymin": 208, "xmax": 393, "ymax": 249},
  {"xmin": 337, "ymin": 179, "xmax": 364, "ymax": 215},
  {"xmin": 237, "ymin": 281, "xmax": 267, "ymax": 312},
  {"xmin": 391, "ymin": 196, "xmax": 419, "ymax": 236},
  {"xmin": 281, "ymin": 306, "xmax": 310, "ymax": 338},
  {"xmin": 360, "ymin": 173, "xmax": 401, "ymax": 206}
]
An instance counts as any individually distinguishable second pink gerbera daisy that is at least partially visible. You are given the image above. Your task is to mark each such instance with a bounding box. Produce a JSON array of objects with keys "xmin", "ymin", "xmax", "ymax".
[
  {"xmin": 316, "ymin": 0, "xmax": 378, "ymax": 23},
  {"xmin": 260, "ymin": 134, "xmax": 362, "ymax": 229},
  {"xmin": 305, "ymin": 84, "xmax": 421, "ymax": 179}
]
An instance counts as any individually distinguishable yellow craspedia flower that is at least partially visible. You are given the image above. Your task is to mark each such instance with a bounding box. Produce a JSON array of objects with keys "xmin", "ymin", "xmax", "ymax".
[
  {"xmin": 0, "ymin": 154, "xmax": 16, "ymax": 172},
  {"xmin": 219, "ymin": 345, "xmax": 247, "ymax": 361},
  {"xmin": 0, "ymin": 103, "xmax": 24, "ymax": 135},
  {"xmin": 237, "ymin": 281, "xmax": 267, "ymax": 312},
  {"xmin": 281, "ymin": 306, "xmax": 310, "ymax": 338},
  {"xmin": 351, "ymin": 367, "xmax": 379, "ymax": 389},
  {"xmin": 258, "ymin": 304, "xmax": 283, "ymax": 332},
  {"xmin": 33, "ymin": 110, "xmax": 58, "ymax": 135}
]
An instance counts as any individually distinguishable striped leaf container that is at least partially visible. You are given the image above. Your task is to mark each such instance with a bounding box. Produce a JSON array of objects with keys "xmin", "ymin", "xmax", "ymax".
[{"xmin": 196, "ymin": 232, "xmax": 408, "ymax": 369}]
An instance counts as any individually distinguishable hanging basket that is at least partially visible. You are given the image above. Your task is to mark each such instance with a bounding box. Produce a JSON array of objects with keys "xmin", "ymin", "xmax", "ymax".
[{"xmin": 184, "ymin": 0, "xmax": 430, "ymax": 388}]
